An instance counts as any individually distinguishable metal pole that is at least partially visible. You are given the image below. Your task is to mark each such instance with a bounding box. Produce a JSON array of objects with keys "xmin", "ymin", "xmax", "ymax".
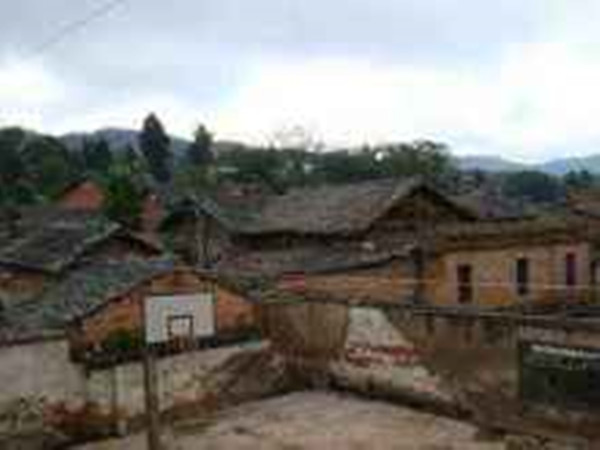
[{"xmin": 142, "ymin": 298, "xmax": 161, "ymax": 450}]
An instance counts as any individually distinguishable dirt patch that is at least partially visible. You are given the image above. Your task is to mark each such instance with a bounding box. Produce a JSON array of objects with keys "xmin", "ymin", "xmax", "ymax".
[{"xmin": 77, "ymin": 391, "xmax": 505, "ymax": 449}]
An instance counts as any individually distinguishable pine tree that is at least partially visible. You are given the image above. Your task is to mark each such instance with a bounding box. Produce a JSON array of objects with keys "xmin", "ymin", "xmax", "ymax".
[
  {"xmin": 82, "ymin": 137, "xmax": 113, "ymax": 175},
  {"xmin": 187, "ymin": 124, "xmax": 213, "ymax": 166},
  {"xmin": 139, "ymin": 113, "xmax": 172, "ymax": 184}
]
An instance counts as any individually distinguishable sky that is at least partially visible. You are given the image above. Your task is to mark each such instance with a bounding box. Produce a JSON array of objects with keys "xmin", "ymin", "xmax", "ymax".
[{"xmin": 1, "ymin": 1, "xmax": 600, "ymax": 162}]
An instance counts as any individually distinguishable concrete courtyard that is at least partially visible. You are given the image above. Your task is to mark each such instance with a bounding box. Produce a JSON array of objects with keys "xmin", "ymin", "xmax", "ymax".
[{"xmin": 79, "ymin": 391, "xmax": 505, "ymax": 449}]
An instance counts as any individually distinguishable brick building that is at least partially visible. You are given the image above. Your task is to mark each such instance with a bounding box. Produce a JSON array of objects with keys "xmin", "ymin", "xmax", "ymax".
[
  {"xmin": 0, "ymin": 258, "xmax": 256, "ymax": 357},
  {"xmin": 0, "ymin": 208, "xmax": 161, "ymax": 304},
  {"xmin": 171, "ymin": 178, "xmax": 598, "ymax": 308},
  {"xmin": 57, "ymin": 178, "xmax": 166, "ymax": 233}
]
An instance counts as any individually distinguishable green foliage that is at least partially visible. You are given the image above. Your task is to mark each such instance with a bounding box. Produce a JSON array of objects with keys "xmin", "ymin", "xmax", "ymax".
[
  {"xmin": 217, "ymin": 146, "xmax": 289, "ymax": 192},
  {"xmin": 101, "ymin": 167, "xmax": 146, "ymax": 228},
  {"xmin": 82, "ymin": 137, "xmax": 113, "ymax": 175},
  {"xmin": 102, "ymin": 328, "xmax": 142, "ymax": 353},
  {"xmin": 20, "ymin": 136, "xmax": 79, "ymax": 199},
  {"xmin": 563, "ymin": 169, "xmax": 595, "ymax": 190},
  {"xmin": 312, "ymin": 148, "xmax": 381, "ymax": 184},
  {"xmin": 139, "ymin": 113, "xmax": 172, "ymax": 184},
  {"xmin": 502, "ymin": 170, "xmax": 565, "ymax": 203},
  {"xmin": 0, "ymin": 127, "xmax": 27, "ymax": 185},
  {"xmin": 187, "ymin": 124, "xmax": 214, "ymax": 166},
  {"xmin": 213, "ymin": 139, "xmax": 458, "ymax": 191},
  {"xmin": 376, "ymin": 140, "xmax": 458, "ymax": 187},
  {"xmin": 177, "ymin": 124, "xmax": 216, "ymax": 194}
]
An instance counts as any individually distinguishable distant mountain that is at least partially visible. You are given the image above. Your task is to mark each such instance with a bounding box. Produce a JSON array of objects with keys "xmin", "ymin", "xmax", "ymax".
[
  {"xmin": 455, "ymin": 155, "xmax": 529, "ymax": 173},
  {"xmin": 537, "ymin": 155, "xmax": 600, "ymax": 175},
  {"xmin": 55, "ymin": 128, "xmax": 600, "ymax": 176},
  {"xmin": 457, "ymin": 154, "xmax": 600, "ymax": 175},
  {"xmin": 59, "ymin": 127, "xmax": 191, "ymax": 156},
  {"xmin": 59, "ymin": 127, "xmax": 249, "ymax": 160}
]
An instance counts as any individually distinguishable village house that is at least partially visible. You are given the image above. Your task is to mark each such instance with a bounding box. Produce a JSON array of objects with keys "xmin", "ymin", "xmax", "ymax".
[
  {"xmin": 167, "ymin": 178, "xmax": 598, "ymax": 308},
  {"xmin": 0, "ymin": 204, "xmax": 263, "ymax": 445},
  {"xmin": 0, "ymin": 207, "xmax": 162, "ymax": 305},
  {"xmin": 57, "ymin": 178, "xmax": 165, "ymax": 233},
  {"xmin": 0, "ymin": 257, "xmax": 256, "ymax": 358}
]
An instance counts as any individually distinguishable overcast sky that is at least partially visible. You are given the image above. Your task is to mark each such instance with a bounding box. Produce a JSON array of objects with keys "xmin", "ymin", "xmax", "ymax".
[{"xmin": 1, "ymin": 1, "xmax": 600, "ymax": 161}]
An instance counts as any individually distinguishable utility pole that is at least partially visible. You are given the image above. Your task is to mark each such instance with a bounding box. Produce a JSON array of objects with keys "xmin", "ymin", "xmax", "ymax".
[{"xmin": 142, "ymin": 298, "xmax": 161, "ymax": 450}]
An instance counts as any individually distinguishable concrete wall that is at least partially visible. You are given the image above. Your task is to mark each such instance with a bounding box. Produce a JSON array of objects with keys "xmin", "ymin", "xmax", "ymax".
[
  {"xmin": 260, "ymin": 302, "xmax": 454, "ymax": 407},
  {"xmin": 262, "ymin": 300, "xmax": 600, "ymax": 441},
  {"xmin": 0, "ymin": 338, "xmax": 286, "ymax": 442},
  {"xmin": 0, "ymin": 339, "xmax": 84, "ymax": 409},
  {"xmin": 0, "ymin": 339, "xmax": 85, "ymax": 438},
  {"xmin": 330, "ymin": 307, "xmax": 453, "ymax": 405},
  {"xmin": 85, "ymin": 341, "xmax": 281, "ymax": 419}
]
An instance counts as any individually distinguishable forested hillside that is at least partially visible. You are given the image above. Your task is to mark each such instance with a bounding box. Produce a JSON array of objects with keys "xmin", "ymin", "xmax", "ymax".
[{"xmin": 1, "ymin": 114, "xmax": 597, "ymax": 228}]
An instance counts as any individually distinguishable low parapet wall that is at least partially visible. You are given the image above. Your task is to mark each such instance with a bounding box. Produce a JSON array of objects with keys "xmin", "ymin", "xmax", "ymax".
[
  {"xmin": 0, "ymin": 338, "xmax": 289, "ymax": 447},
  {"xmin": 260, "ymin": 300, "xmax": 600, "ymax": 443}
]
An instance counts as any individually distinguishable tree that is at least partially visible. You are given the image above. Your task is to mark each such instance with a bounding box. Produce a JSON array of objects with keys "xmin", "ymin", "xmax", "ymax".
[
  {"xmin": 375, "ymin": 140, "xmax": 458, "ymax": 188},
  {"xmin": 20, "ymin": 136, "xmax": 79, "ymax": 200},
  {"xmin": 564, "ymin": 169, "xmax": 595, "ymax": 190},
  {"xmin": 502, "ymin": 170, "xmax": 565, "ymax": 204},
  {"xmin": 139, "ymin": 113, "xmax": 172, "ymax": 184},
  {"xmin": 187, "ymin": 124, "xmax": 213, "ymax": 166},
  {"xmin": 312, "ymin": 148, "xmax": 381, "ymax": 184},
  {"xmin": 0, "ymin": 127, "xmax": 27, "ymax": 186},
  {"xmin": 82, "ymin": 137, "xmax": 113, "ymax": 175},
  {"xmin": 216, "ymin": 146, "xmax": 288, "ymax": 193},
  {"xmin": 102, "ymin": 168, "xmax": 145, "ymax": 228}
]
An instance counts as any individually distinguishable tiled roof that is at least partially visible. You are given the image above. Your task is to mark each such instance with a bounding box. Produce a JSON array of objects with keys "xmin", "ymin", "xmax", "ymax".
[
  {"xmin": 170, "ymin": 178, "xmax": 476, "ymax": 236},
  {"xmin": 0, "ymin": 208, "xmax": 120, "ymax": 274},
  {"xmin": 216, "ymin": 242, "xmax": 415, "ymax": 280},
  {"xmin": 0, "ymin": 257, "xmax": 177, "ymax": 342}
]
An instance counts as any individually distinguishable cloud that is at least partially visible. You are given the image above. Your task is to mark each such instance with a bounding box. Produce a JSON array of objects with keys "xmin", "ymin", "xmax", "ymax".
[
  {"xmin": 1, "ymin": 0, "xmax": 600, "ymax": 160},
  {"xmin": 0, "ymin": 57, "xmax": 65, "ymax": 129}
]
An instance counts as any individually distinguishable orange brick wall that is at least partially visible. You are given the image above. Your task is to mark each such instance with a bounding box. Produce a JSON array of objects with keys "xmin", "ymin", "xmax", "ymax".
[
  {"xmin": 0, "ymin": 269, "xmax": 50, "ymax": 303},
  {"xmin": 58, "ymin": 181, "xmax": 105, "ymax": 211},
  {"xmin": 430, "ymin": 242, "xmax": 592, "ymax": 306},
  {"xmin": 276, "ymin": 242, "xmax": 594, "ymax": 307},
  {"xmin": 279, "ymin": 261, "xmax": 418, "ymax": 304},
  {"xmin": 77, "ymin": 270, "xmax": 255, "ymax": 349}
]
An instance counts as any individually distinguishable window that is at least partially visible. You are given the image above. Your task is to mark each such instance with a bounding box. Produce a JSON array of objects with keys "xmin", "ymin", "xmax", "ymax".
[
  {"xmin": 167, "ymin": 315, "xmax": 194, "ymax": 340},
  {"xmin": 457, "ymin": 264, "xmax": 473, "ymax": 304},
  {"xmin": 565, "ymin": 252, "xmax": 577, "ymax": 288},
  {"xmin": 516, "ymin": 257, "xmax": 529, "ymax": 296}
]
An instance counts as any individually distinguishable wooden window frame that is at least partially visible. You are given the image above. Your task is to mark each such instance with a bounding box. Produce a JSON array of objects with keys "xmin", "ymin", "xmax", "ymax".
[
  {"xmin": 457, "ymin": 263, "xmax": 473, "ymax": 304},
  {"xmin": 516, "ymin": 257, "xmax": 530, "ymax": 297},
  {"xmin": 565, "ymin": 252, "xmax": 577, "ymax": 288}
]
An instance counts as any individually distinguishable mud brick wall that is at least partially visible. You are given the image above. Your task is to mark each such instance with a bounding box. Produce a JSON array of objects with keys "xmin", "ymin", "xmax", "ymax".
[
  {"xmin": 77, "ymin": 270, "xmax": 256, "ymax": 350},
  {"xmin": 430, "ymin": 243, "xmax": 591, "ymax": 307}
]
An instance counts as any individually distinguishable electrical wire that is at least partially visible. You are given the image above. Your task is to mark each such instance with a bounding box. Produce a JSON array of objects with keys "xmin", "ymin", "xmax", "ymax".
[{"xmin": 30, "ymin": 0, "xmax": 127, "ymax": 56}]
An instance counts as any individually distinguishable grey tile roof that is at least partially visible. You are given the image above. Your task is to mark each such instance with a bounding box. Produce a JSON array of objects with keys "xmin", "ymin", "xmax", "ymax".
[
  {"xmin": 0, "ymin": 208, "xmax": 120, "ymax": 274},
  {"xmin": 216, "ymin": 242, "xmax": 415, "ymax": 280},
  {"xmin": 172, "ymin": 178, "xmax": 476, "ymax": 237},
  {"xmin": 0, "ymin": 257, "xmax": 177, "ymax": 342}
]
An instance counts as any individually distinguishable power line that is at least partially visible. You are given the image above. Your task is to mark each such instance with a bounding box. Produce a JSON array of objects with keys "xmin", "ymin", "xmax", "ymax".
[{"xmin": 30, "ymin": 0, "xmax": 127, "ymax": 56}]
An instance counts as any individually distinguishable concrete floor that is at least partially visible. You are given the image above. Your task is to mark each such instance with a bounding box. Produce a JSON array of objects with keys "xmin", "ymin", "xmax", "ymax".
[{"xmin": 79, "ymin": 392, "xmax": 505, "ymax": 449}]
